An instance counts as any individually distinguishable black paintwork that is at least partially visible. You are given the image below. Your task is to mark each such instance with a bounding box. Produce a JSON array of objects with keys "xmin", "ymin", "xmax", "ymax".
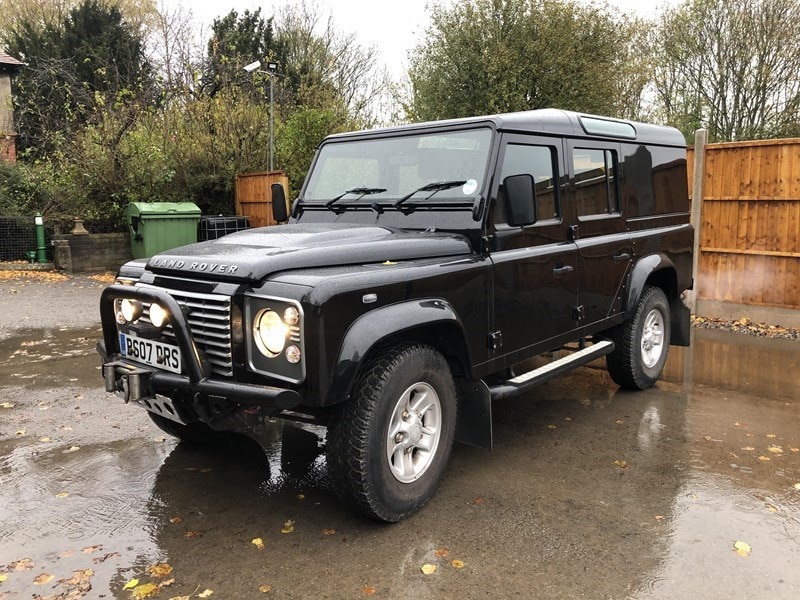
[{"xmin": 98, "ymin": 109, "xmax": 694, "ymax": 447}]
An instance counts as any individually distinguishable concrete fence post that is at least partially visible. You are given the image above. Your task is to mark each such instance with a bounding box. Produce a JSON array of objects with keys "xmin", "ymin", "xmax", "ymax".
[{"xmin": 689, "ymin": 128, "xmax": 707, "ymax": 314}]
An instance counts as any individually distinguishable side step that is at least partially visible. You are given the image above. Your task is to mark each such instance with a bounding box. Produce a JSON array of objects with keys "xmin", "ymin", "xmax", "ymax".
[{"xmin": 488, "ymin": 340, "xmax": 615, "ymax": 400}]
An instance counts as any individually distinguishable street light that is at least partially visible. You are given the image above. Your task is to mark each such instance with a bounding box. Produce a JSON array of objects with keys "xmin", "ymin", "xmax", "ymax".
[{"xmin": 243, "ymin": 60, "xmax": 279, "ymax": 171}]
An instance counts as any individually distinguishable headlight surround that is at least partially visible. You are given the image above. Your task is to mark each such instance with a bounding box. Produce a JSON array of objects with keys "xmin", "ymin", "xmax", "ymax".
[
  {"xmin": 120, "ymin": 299, "xmax": 142, "ymax": 322},
  {"xmin": 254, "ymin": 308, "xmax": 289, "ymax": 357}
]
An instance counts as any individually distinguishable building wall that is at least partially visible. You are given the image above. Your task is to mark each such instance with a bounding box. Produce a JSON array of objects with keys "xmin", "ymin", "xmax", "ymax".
[{"xmin": 0, "ymin": 73, "xmax": 16, "ymax": 163}]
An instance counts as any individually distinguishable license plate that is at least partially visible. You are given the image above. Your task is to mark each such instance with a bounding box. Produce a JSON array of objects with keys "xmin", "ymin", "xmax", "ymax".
[{"xmin": 120, "ymin": 333, "xmax": 182, "ymax": 374}]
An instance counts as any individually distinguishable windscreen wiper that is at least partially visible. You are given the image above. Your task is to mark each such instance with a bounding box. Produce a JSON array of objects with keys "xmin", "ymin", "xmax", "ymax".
[
  {"xmin": 393, "ymin": 180, "xmax": 467, "ymax": 209},
  {"xmin": 326, "ymin": 187, "xmax": 387, "ymax": 208}
]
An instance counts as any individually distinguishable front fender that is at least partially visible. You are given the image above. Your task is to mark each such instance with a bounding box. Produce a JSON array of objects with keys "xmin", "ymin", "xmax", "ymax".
[{"xmin": 324, "ymin": 299, "xmax": 470, "ymax": 406}]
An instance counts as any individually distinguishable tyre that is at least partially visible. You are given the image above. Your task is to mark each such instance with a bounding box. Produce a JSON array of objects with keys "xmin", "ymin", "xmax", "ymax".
[
  {"xmin": 148, "ymin": 411, "xmax": 226, "ymax": 445},
  {"xmin": 326, "ymin": 343, "xmax": 457, "ymax": 522},
  {"xmin": 606, "ymin": 285, "xmax": 671, "ymax": 390}
]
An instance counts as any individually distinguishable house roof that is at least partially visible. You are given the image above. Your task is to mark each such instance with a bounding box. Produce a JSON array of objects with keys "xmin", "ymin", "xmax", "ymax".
[{"xmin": 0, "ymin": 52, "xmax": 24, "ymax": 70}]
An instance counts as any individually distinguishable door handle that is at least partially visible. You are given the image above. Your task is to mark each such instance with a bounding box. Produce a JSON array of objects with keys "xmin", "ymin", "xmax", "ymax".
[
  {"xmin": 552, "ymin": 265, "xmax": 574, "ymax": 276},
  {"xmin": 613, "ymin": 252, "xmax": 631, "ymax": 262}
]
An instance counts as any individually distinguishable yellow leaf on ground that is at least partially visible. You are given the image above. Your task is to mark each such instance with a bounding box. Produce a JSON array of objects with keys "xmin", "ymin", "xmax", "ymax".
[
  {"xmin": 791, "ymin": 448, "xmax": 799, "ymax": 453},
  {"xmin": 1, "ymin": 402, "xmax": 15, "ymax": 408},
  {"xmin": 169, "ymin": 516, "xmax": 183, "ymax": 524},
  {"xmin": 615, "ymin": 420, "xmax": 624, "ymax": 425},
  {"xmin": 547, "ymin": 424, "xmax": 557, "ymax": 429},
  {"xmin": 758, "ymin": 456, "xmax": 770, "ymax": 461},
  {"xmin": 198, "ymin": 589, "xmax": 214, "ymax": 598},
  {"xmin": 614, "ymin": 460, "xmax": 629, "ymax": 470},
  {"xmin": 133, "ymin": 582, "xmax": 160, "ymax": 599},
  {"xmin": 252, "ymin": 537, "xmax": 265, "ymax": 550},
  {"xmin": 167, "ymin": 596, "xmax": 191, "ymax": 600},
  {"xmin": 148, "ymin": 563, "xmax": 173, "ymax": 578},
  {"xmin": 123, "ymin": 578, "xmax": 139, "ymax": 590},
  {"xmin": 184, "ymin": 530, "xmax": 202, "ymax": 538},
  {"xmin": 10, "ymin": 558, "xmax": 33, "ymax": 571},
  {"xmin": 259, "ymin": 583, "xmax": 272, "ymax": 593},
  {"xmin": 767, "ymin": 434, "xmax": 777, "ymax": 439},
  {"xmin": 768, "ymin": 446, "xmax": 783, "ymax": 454},
  {"xmin": 434, "ymin": 548, "xmax": 449, "ymax": 558},
  {"xmin": 362, "ymin": 585, "xmax": 376, "ymax": 596},
  {"xmin": 33, "ymin": 573, "xmax": 54, "ymax": 585},
  {"xmin": 794, "ymin": 483, "xmax": 800, "ymax": 490},
  {"xmin": 82, "ymin": 545, "xmax": 102, "ymax": 554},
  {"xmin": 420, "ymin": 564, "xmax": 437, "ymax": 575},
  {"xmin": 450, "ymin": 559, "xmax": 465, "ymax": 569},
  {"xmin": 15, "ymin": 430, "xmax": 25, "ymax": 436},
  {"xmin": 654, "ymin": 515, "xmax": 665, "ymax": 521},
  {"xmin": 296, "ymin": 494, "xmax": 305, "ymax": 500},
  {"xmin": 0, "ymin": 574, "xmax": 6, "ymax": 582},
  {"xmin": 734, "ymin": 541, "xmax": 751, "ymax": 557},
  {"xmin": 56, "ymin": 491, "xmax": 69, "ymax": 498},
  {"xmin": 39, "ymin": 437, "xmax": 50, "ymax": 442},
  {"xmin": 63, "ymin": 446, "xmax": 80, "ymax": 453},
  {"xmin": 159, "ymin": 578, "xmax": 175, "ymax": 588},
  {"xmin": 741, "ymin": 447, "xmax": 755, "ymax": 451},
  {"xmin": 767, "ymin": 504, "xmax": 778, "ymax": 513},
  {"xmin": 281, "ymin": 519, "xmax": 295, "ymax": 534},
  {"xmin": 321, "ymin": 529, "xmax": 335, "ymax": 536}
]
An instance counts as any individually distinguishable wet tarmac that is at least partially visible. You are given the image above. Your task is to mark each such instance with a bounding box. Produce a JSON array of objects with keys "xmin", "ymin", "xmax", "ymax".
[{"xmin": 1, "ymin": 282, "xmax": 799, "ymax": 599}]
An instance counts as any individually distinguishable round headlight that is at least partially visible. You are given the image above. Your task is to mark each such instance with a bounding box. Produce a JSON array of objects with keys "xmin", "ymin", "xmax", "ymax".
[
  {"xmin": 120, "ymin": 299, "xmax": 142, "ymax": 322},
  {"xmin": 283, "ymin": 306, "xmax": 300, "ymax": 326},
  {"xmin": 285, "ymin": 345, "xmax": 301, "ymax": 364},
  {"xmin": 254, "ymin": 309, "xmax": 288, "ymax": 357},
  {"xmin": 149, "ymin": 303, "xmax": 169, "ymax": 328}
]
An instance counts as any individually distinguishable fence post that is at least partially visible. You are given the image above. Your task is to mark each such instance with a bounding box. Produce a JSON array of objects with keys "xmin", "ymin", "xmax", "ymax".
[{"xmin": 689, "ymin": 128, "xmax": 707, "ymax": 314}]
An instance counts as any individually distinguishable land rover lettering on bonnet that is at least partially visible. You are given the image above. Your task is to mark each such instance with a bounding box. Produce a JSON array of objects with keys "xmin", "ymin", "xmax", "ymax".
[{"xmin": 98, "ymin": 109, "xmax": 693, "ymax": 522}]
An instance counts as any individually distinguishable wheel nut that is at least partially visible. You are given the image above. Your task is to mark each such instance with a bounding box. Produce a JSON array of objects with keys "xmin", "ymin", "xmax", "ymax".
[
  {"xmin": 402, "ymin": 410, "xmax": 410, "ymax": 420},
  {"xmin": 395, "ymin": 433, "xmax": 403, "ymax": 443}
]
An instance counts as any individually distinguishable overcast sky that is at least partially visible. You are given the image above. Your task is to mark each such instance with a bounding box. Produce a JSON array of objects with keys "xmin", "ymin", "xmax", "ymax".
[{"xmin": 183, "ymin": 0, "xmax": 677, "ymax": 78}]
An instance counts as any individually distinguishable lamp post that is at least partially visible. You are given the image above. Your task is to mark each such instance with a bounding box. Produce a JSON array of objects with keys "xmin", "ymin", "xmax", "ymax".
[{"xmin": 243, "ymin": 60, "xmax": 279, "ymax": 171}]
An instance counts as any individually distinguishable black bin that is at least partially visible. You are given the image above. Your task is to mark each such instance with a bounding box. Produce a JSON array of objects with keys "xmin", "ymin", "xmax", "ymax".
[{"xmin": 198, "ymin": 215, "xmax": 250, "ymax": 241}]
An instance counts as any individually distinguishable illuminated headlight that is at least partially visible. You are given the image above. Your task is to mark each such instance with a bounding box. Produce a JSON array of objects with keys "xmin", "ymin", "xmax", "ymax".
[
  {"xmin": 149, "ymin": 303, "xmax": 169, "ymax": 328},
  {"xmin": 254, "ymin": 309, "xmax": 289, "ymax": 357},
  {"xmin": 120, "ymin": 299, "xmax": 142, "ymax": 322}
]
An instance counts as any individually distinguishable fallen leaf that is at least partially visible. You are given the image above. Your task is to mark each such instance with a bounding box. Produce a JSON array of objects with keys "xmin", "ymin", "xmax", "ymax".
[
  {"xmin": 39, "ymin": 437, "xmax": 50, "ymax": 442},
  {"xmin": 768, "ymin": 446, "xmax": 783, "ymax": 454},
  {"xmin": 10, "ymin": 558, "xmax": 33, "ymax": 571},
  {"xmin": 767, "ymin": 434, "xmax": 777, "ymax": 439},
  {"xmin": 123, "ymin": 578, "xmax": 140, "ymax": 590},
  {"xmin": 168, "ymin": 596, "xmax": 191, "ymax": 600},
  {"xmin": 794, "ymin": 483, "xmax": 800, "ymax": 490},
  {"xmin": 434, "ymin": 548, "xmax": 449, "ymax": 558},
  {"xmin": 56, "ymin": 491, "xmax": 70, "ymax": 498},
  {"xmin": 281, "ymin": 519, "xmax": 294, "ymax": 534},
  {"xmin": 296, "ymin": 494, "xmax": 305, "ymax": 501},
  {"xmin": 614, "ymin": 460, "xmax": 629, "ymax": 470},
  {"xmin": 33, "ymin": 573, "xmax": 54, "ymax": 585},
  {"xmin": 420, "ymin": 564, "xmax": 437, "ymax": 575},
  {"xmin": 184, "ymin": 530, "xmax": 202, "ymax": 538},
  {"xmin": 564, "ymin": 417, "xmax": 573, "ymax": 421},
  {"xmin": 15, "ymin": 430, "xmax": 25, "ymax": 436},
  {"xmin": 758, "ymin": 456, "xmax": 770, "ymax": 461},
  {"xmin": 654, "ymin": 515, "xmax": 665, "ymax": 521},
  {"xmin": 734, "ymin": 541, "xmax": 751, "ymax": 557},
  {"xmin": 148, "ymin": 563, "xmax": 173, "ymax": 578},
  {"xmin": 703, "ymin": 435, "xmax": 712, "ymax": 441},
  {"xmin": 766, "ymin": 504, "xmax": 778, "ymax": 513},
  {"xmin": 0, "ymin": 574, "xmax": 6, "ymax": 582},
  {"xmin": 160, "ymin": 578, "xmax": 175, "ymax": 587},
  {"xmin": 741, "ymin": 447, "xmax": 755, "ymax": 451},
  {"xmin": 198, "ymin": 589, "xmax": 214, "ymax": 598},
  {"xmin": 321, "ymin": 529, "xmax": 335, "ymax": 536},
  {"xmin": 63, "ymin": 445, "xmax": 80, "ymax": 454},
  {"xmin": 450, "ymin": 559, "xmax": 465, "ymax": 569},
  {"xmin": 169, "ymin": 516, "xmax": 183, "ymax": 524},
  {"xmin": 252, "ymin": 537, "xmax": 265, "ymax": 550},
  {"xmin": 259, "ymin": 583, "xmax": 272, "ymax": 593},
  {"xmin": 200, "ymin": 468, "xmax": 213, "ymax": 473},
  {"xmin": 58, "ymin": 569, "xmax": 93, "ymax": 586},
  {"xmin": 82, "ymin": 545, "xmax": 103, "ymax": 554},
  {"xmin": 791, "ymin": 448, "xmax": 799, "ymax": 453},
  {"xmin": 0, "ymin": 402, "xmax": 15, "ymax": 408},
  {"xmin": 133, "ymin": 582, "xmax": 160, "ymax": 599},
  {"xmin": 615, "ymin": 420, "xmax": 624, "ymax": 425},
  {"xmin": 547, "ymin": 424, "xmax": 557, "ymax": 429},
  {"xmin": 93, "ymin": 552, "xmax": 120, "ymax": 564}
]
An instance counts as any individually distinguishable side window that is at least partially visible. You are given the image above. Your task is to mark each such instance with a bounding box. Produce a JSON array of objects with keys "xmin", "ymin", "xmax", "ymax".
[
  {"xmin": 496, "ymin": 144, "xmax": 559, "ymax": 224},
  {"xmin": 572, "ymin": 148, "xmax": 619, "ymax": 217}
]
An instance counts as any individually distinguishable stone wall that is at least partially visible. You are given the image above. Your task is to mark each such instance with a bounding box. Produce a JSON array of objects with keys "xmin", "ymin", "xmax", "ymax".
[{"xmin": 53, "ymin": 233, "xmax": 131, "ymax": 273}]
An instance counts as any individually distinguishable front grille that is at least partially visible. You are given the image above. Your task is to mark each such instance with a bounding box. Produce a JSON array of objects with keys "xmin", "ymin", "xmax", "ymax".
[{"xmin": 137, "ymin": 284, "xmax": 233, "ymax": 377}]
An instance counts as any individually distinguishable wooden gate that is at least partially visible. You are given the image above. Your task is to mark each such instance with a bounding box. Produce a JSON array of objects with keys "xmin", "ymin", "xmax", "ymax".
[{"xmin": 234, "ymin": 170, "xmax": 289, "ymax": 228}]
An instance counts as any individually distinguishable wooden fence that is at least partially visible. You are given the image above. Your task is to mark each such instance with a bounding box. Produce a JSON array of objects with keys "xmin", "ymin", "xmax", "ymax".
[
  {"xmin": 234, "ymin": 170, "xmax": 289, "ymax": 228},
  {"xmin": 688, "ymin": 138, "xmax": 800, "ymax": 314}
]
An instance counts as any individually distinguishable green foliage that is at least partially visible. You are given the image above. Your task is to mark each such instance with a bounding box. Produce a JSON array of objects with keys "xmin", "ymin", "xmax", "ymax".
[{"xmin": 406, "ymin": 0, "xmax": 647, "ymax": 121}]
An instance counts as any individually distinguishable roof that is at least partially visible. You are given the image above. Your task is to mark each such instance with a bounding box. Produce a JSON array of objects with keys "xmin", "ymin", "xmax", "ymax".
[
  {"xmin": 328, "ymin": 108, "xmax": 686, "ymax": 148},
  {"xmin": 0, "ymin": 52, "xmax": 24, "ymax": 70}
]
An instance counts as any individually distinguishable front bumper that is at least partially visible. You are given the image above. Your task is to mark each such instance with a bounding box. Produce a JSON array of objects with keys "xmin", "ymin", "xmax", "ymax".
[{"xmin": 98, "ymin": 285, "xmax": 302, "ymax": 416}]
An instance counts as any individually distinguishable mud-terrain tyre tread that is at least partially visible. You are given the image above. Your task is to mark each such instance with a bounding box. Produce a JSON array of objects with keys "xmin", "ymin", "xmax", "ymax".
[
  {"xmin": 148, "ymin": 412, "xmax": 225, "ymax": 445},
  {"xmin": 326, "ymin": 343, "xmax": 456, "ymax": 522},
  {"xmin": 607, "ymin": 285, "xmax": 670, "ymax": 391}
]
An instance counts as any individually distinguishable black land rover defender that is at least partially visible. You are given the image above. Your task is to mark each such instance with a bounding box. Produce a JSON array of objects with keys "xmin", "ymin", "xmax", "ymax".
[{"xmin": 98, "ymin": 109, "xmax": 693, "ymax": 522}]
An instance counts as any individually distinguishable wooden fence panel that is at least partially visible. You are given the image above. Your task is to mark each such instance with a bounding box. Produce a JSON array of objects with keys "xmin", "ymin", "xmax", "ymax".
[
  {"xmin": 694, "ymin": 138, "xmax": 800, "ymax": 311},
  {"xmin": 234, "ymin": 171, "xmax": 289, "ymax": 228}
]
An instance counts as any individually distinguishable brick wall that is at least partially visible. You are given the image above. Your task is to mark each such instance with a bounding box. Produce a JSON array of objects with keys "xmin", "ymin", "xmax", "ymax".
[
  {"xmin": 0, "ymin": 134, "xmax": 15, "ymax": 163},
  {"xmin": 53, "ymin": 233, "xmax": 132, "ymax": 273}
]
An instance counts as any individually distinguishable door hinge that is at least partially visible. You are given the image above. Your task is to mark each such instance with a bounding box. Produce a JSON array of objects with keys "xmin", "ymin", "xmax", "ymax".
[
  {"xmin": 573, "ymin": 305, "xmax": 585, "ymax": 321},
  {"xmin": 488, "ymin": 331, "xmax": 503, "ymax": 350}
]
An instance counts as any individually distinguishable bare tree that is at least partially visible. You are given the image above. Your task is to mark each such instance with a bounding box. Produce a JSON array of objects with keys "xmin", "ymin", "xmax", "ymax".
[{"xmin": 650, "ymin": 0, "xmax": 800, "ymax": 141}]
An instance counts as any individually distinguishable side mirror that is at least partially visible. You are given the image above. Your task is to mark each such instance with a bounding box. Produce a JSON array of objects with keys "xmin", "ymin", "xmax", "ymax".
[
  {"xmin": 271, "ymin": 182, "xmax": 289, "ymax": 223},
  {"xmin": 503, "ymin": 174, "xmax": 536, "ymax": 227}
]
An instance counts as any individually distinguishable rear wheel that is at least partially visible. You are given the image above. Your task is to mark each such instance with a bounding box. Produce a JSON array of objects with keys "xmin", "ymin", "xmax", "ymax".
[
  {"xmin": 326, "ymin": 344, "xmax": 457, "ymax": 522},
  {"xmin": 148, "ymin": 412, "xmax": 225, "ymax": 445},
  {"xmin": 607, "ymin": 285, "xmax": 671, "ymax": 390}
]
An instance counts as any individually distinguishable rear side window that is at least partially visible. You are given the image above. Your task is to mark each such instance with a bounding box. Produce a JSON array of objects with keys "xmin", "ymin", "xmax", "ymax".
[
  {"xmin": 496, "ymin": 144, "xmax": 559, "ymax": 224},
  {"xmin": 572, "ymin": 148, "xmax": 619, "ymax": 217}
]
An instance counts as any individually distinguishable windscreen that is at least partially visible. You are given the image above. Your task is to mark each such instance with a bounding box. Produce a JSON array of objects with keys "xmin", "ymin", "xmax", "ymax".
[{"xmin": 303, "ymin": 128, "xmax": 493, "ymax": 203}]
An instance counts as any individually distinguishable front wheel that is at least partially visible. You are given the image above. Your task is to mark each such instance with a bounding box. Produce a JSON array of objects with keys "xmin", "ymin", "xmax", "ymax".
[
  {"xmin": 326, "ymin": 344, "xmax": 457, "ymax": 522},
  {"xmin": 606, "ymin": 285, "xmax": 671, "ymax": 390}
]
